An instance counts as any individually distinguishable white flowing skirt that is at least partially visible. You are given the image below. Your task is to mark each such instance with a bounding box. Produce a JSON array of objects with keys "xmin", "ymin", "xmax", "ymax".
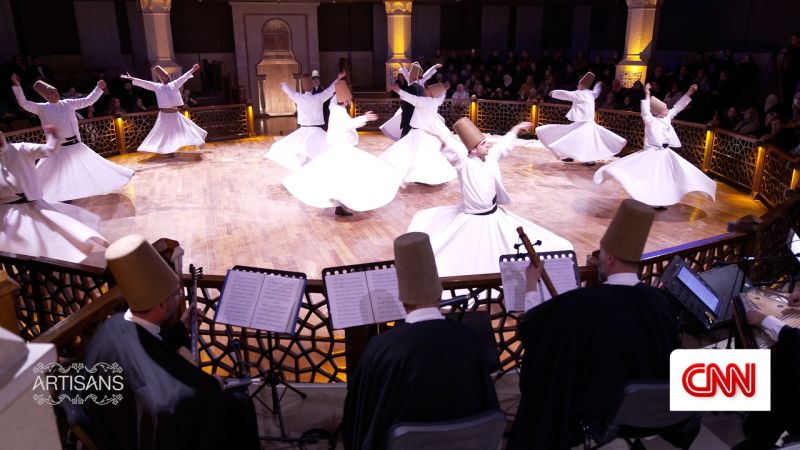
[
  {"xmin": 407, "ymin": 205, "xmax": 574, "ymax": 277},
  {"xmin": 36, "ymin": 142, "xmax": 134, "ymax": 202},
  {"xmin": 379, "ymin": 110, "xmax": 402, "ymax": 141},
  {"xmin": 282, "ymin": 145, "xmax": 402, "ymax": 211},
  {"xmin": 0, "ymin": 200, "xmax": 108, "ymax": 263},
  {"xmin": 137, "ymin": 111, "xmax": 207, "ymax": 154},
  {"xmin": 264, "ymin": 126, "xmax": 328, "ymax": 171},
  {"xmin": 593, "ymin": 147, "xmax": 717, "ymax": 206},
  {"xmin": 535, "ymin": 121, "xmax": 626, "ymax": 162},
  {"xmin": 379, "ymin": 129, "xmax": 457, "ymax": 186}
]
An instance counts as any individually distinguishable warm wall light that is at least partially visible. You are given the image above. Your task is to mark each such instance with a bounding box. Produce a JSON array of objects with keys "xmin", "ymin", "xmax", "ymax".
[
  {"xmin": 701, "ymin": 129, "xmax": 715, "ymax": 172},
  {"xmin": 615, "ymin": 64, "xmax": 646, "ymax": 88},
  {"xmin": 751, "ymin": 145, "xmax": 768, "ymax": 196},
  {"xmin": 246, "ymin": 105, "xmax": 256, "ymax": 137}
]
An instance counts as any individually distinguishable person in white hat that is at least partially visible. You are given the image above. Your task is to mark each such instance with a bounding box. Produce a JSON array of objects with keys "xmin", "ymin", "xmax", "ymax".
[
  {"xmin": 593, "ymin": 83, "xmax": 716, "ymax": 209},
  {"xmin": 264, "ymin": 71, "xmax": 345, "ymax": 171},
  {"xmin": 0, "ymin": 126, "xmax": 107, "ymax": 263},
  {"xmin": 120, "ymin": 64, "xmax": 207, "ymax": 155},
  {"xmin": 509, "ymin": 199, "xmax": 693, "ymax": 450},
  {"xmin": 380, "ymin": 82, "xmax": 456, "ymax": 186},
  {"xmin": 416, "ymin": 118, "xmax": 573, "ymax": 277},
  {"xmin": 535, "ymin": 72, "xmax": 627, "ymax": 164},
  {"xmin": 342, "ymin": 232, "xmax": 499, "ymax": 450},
  {"xmin": 282, "ymin": 80, "xmax": 402, "ymax": 216},
  {"xmin": 82, "ymin": 235, "xmax": 259, "ymax": 450},
  {"xmin": 310, "ymin": 69, "xmax": 332, "ymax": 127},
  {"xmin": 10, "ymin": 74, "xmax": 133, "ymax": 202},
  {"xmin": 380, "ymin": 61, "xmax": 442, "ymax": 141}
]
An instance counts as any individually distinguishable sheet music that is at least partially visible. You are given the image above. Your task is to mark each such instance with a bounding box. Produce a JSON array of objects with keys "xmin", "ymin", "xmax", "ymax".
[
  {"xmin": 250, "ymin": 275, "xmax": 305, "ymax": 333},
  {"xmin": 216, "ymin": 270, "xmax": 265, "ymax": 327},
  {"xmin": 500, "ymin": 256, "xmax": 579, "ymax": 312},
  {"xmin": 365, "ymin": 268, "xmax": 406, "ymax": 323},
  {"xmin": 326, "ymin": 271, "xmax": 375, "ymax": 329}
]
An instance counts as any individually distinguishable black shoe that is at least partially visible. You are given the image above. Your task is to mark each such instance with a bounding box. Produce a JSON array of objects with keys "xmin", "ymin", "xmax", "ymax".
[
  {"xmin": 653, "ymin": 206, "xmax": 668, "ymax": 211},
  {"xmin": 335, "ymin": 206, "xmax": 353, "ymax": 216},
  {"xmin": 582, "ymin": 161, "xmax": 596, "ymax": 166},
  {"xmin": 561, "ymin": 158, "xmax": 574, "ymax": 162}
]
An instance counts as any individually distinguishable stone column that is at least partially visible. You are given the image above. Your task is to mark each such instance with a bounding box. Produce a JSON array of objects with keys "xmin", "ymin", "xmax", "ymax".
[
  {"xmin": 384, "ymin": 1, "xmax": 413, "ymax": 91},
  {"xmin": 615, "ymin": 0, "xmax": 661, "ymax": 88},
  {"xmin": 139, "ymin": 0, "xmax": 180, "ymax": 78}
]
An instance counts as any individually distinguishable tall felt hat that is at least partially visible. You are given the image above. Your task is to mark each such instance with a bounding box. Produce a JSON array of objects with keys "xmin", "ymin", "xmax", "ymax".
[
  {"xmin": 105, "ymin": 235, "xmax": 180, "ymax": 312},
  {"xmin": 152, "ymin": 65, "xmax": 169, "ymax": 80},
  {"xmin": 301, "ymin": 73, "xmax": 313, "ymax": 92},
  {"xmin": 334, "ymin": 80, "xmax": 352, "ymax": 103},
  {"xmin": 311, "ymin": 69, "xmax": 321, "ymax": 79},
  {"xmin": 650, "ymin": 96, "xmax": 668, "ymax": 116},
  {"xmin": 425, "ymin": 83, "xmax": 446, "ymax": 98},
  {"xmin": 600, "ymin": 199, "xmax": 655, "ymax": 262},
  {"xmin": 579, "ymin": 72, "xmax": 596, "ymax": 89},
  {"xmin": 453, "ymin": 117, "xmax": 485, "ymax": 151},
  {"xmin": 33, "ymin": 80, "xmax": 57, "ymax": 99},
  {"xmin": 409, "ymin": 62, "xmax": 422, "ymax": 82},
  {"xmin": 394, "ymin": 232, "xmax": 442, "ymax": 305}
]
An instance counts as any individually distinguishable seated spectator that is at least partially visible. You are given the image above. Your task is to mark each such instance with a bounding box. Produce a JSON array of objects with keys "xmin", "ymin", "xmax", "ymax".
[
  {"xmin": 108, "ymin": 97, "xmax": 126, "ymax": 115},
  {"xmin": 675, "ymin": 65, "xmax": 692, "ymax": 91},
  {"xmin": 133, "ymin": 98, "xmax": 149, "ymax": 112},
  {"xmin": 518, "ymin": 75, "xmax": 536, "ymax": 99},
  {"xmin": 62, "ymin": 86, "xmax": 84, "ymax": 99},
  {"xmin": 342, "ymin": 232, "xmax": 499, "ymax": 450},
  {"xmin": 711, "ymin": 70, "xmax": 735, "ymax": 114},
  {"xmin": 451, "ymin": 83, "xmax": 470, "ymax": 103},
  {"xmin": 119, "ymin": 82, "xmax": 136, "ymax": 110},
  {"xmin": 664, "ymin": 82, "xmax": 685, "ymax": 109},
  {"xmin": 761, "ymin": 117, "xmax": 799, "ymax": 153},
  {"xmin": 763, "ymin": 93, "xmax": 780, "ymax": 115},
  {"xmin": 716, "ymin": 106, "xmax": 741, "ymax": 130},
  {"xmin": 599, "ymin": 91, "xmax": 617, "ymax": 110},
  {"xmin": 620, "ymin": 95, "xmax": 636, "ymax": 111},
  {"xmin": 610, "ymin": 78, "xmax": 626, "ymax": 104},
  {"xmin": 733, "ymin": 107, "xmax": 761, "ymax": 136}
]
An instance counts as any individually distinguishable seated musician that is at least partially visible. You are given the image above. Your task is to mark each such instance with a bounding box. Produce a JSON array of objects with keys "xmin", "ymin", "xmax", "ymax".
[
  {"xmin": 341, "ymin": 232, "xmax": 499, "ymax": 450},
  {"xmin": 734, "ymin": 291, "xmax": 800, "ymax": 450},
  {"xmin": 508, "ymin": 199, "xmax": 697, "ymax": 449},
  {"xmin": 81, "ymin": 235, "xmax": 259, "ymax": 450}
]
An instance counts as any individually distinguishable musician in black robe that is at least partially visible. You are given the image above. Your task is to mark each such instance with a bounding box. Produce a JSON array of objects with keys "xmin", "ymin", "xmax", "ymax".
[
  {"xmin": 342, "ymin": 232, "xmax": 499, "ymax": 450},
  {"xmin": 311, "ymin": 70, "xmax": 330, "ymax": 129},
  {"xmin": 734, "ymin": 292, "xmax": 800, "ymax": 449},
  {"xmin": 82, "ymin": 235, "xmax": 259, "ymax": 450},
  {"xmin": 508, "ymin": 199, "xmax": 692, "ymax": 450}
]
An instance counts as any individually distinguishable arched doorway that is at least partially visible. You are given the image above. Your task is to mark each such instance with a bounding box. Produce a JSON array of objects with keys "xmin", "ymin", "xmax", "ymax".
[{"xmin": 256, "ymin": 19, "xmax": 301, "ymax": 116}]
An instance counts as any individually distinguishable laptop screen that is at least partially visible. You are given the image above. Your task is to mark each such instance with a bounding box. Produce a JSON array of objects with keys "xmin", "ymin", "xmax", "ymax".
[{"xmin": 677, "ymin": 266, "xmax": 720, "ymax": 312}]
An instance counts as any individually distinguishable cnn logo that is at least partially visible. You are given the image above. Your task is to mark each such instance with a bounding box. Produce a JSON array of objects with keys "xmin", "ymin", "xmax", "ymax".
[{"xmin": 670, "ymin": 350, "xmax": 770, "ymax": 411}]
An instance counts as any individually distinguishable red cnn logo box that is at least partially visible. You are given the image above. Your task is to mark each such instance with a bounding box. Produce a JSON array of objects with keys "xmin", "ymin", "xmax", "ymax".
[{"xmin": 670, "ymin": 350, "xmax": 770, "ymax": 411}]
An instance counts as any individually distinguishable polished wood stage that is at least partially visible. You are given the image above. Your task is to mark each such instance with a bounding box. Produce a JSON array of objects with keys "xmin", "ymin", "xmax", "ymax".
[{"xmin": 78, "ymin": 132, "xmax": 767, "ymax": 276}]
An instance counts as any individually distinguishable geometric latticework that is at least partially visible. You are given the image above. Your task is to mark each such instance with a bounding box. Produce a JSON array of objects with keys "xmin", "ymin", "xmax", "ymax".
[
  {"xmin": 439, "ymin": 99, "xmax": 470, "ymax": 128},
  {"xmin": 188, "ymin": 104, "xmax": 248, "ymax": 141},
  {"xmin": 535, "ymin": 102, "xmax": 571, "ymax": 127},
  {"xmin": 79, "ymin": 116, "xmax": 119, "ymax": 157},
  {"xmin": 0, "ymin": 253, "xmax": 112, "ymax": 346},
  {"xmin": 673, "ymin": 121, "xmax": 707, "ymax": 167},
  {"xmin": 476, "ymin": 100, "xmax": 531, "ymax": 133},
  {"xmin": 638, "ymin": 232, "xmax": 748, "ymax": 288},
  {"xmin": 751, "ymin": 194, "xmax": 800, "ymax": 283},
  {"xmin": 353, "ymin": 98, "xmax": 401, "ymax": 130},
  {"xmin": 710, "ymin": 130, "xmax": 759, "ymax": 191},
  {"xmin": 3, "ymin": 127, "xmax": 46, "ymax": 145},
  {"xmin": 758, "ymin": 147, "xmax": 796, "ymax": 207},
  {"xmin": 596, "ymin": 108, "xmax": 644, "ymax": 149},
  {"xmin": 122, "ymin": 111, "xmax": 158, "ymax": 151}
]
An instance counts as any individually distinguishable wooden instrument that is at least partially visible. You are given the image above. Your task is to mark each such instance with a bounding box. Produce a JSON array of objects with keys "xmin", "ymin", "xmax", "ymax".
[
  {"xmin": 516, "ymin": 226, "xmax": 558, "ymax": 298},
  {"xmin": 188, "ymin": 264, "xmax": 203, "ymax": 362},
  {"xmin": 733, "ymin": 287, "xmax": 800, "ymax": 348}
]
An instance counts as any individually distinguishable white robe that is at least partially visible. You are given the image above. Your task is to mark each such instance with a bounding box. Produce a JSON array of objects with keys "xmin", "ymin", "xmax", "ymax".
[
  {"xmin": 593, "ymin": 96, "xmax": 717, "ymax": 206},
  {"xmin": 534, "ymin": 82, "xmax": 627, "ymax": 162},
  {"xmin": 380, "ymin": 65, "xmax": 439, "ymax": 141},
  {"xmin": 264, "ymin": 82, "xmax": 335, "ymax": 171},
  {"xmin": 281, "ymin": 103, "xmax": 402, "ymax": 211},
  {"xmin": 0, "ymin": 135, "xmax": 107, "ymax": 263},
  {"xmin": 408, "ymin": 131, "xmax": 574, "ymax": 277},
  {"xmin": 12, "ymin": 86, "xmax": 133, "ymax": 201},
  {"xmin": 131, "ymin": 70, "xmax": 207, "ymax": 154},
  {"xmin": 379, "ymin": 90, "xmax": 456, "ymax": 186}
]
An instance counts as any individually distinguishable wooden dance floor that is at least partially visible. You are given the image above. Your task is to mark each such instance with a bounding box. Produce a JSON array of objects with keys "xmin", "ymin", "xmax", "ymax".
[{"xmin": 78, "ymin": 131, "xmax": 767, "ymax": 277}]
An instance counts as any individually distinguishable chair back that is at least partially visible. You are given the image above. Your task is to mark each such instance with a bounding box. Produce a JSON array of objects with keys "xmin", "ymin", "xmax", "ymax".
[{"xmin": 387, "ymin": 410, "xmax": 506, "ymax": 450}]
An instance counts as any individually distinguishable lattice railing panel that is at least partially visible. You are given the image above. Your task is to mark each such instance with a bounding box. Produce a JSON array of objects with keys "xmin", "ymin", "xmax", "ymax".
[
  {"xmin": 439, "ymin": 99, "xmax": 470, "ymax": 128},
  {"xmin": 536, "ymin": 103, "xmax": 571, "ymax": 127},
  {"xmin": 476, "ymin": 100, "xmax": 531, "ymax": 133},
  {"xmin": 353, "ymin": 98, "xmax": 400, "ymax": 130},
  {"xmin": 758, "ymin": 148, "xmax": 796, "ymax": 208},
  {"xmin": 710, "ymin": 130, "xmax": 759, "ymax": 190},
  {"xmin": 188, "ymin": 105, "xmax": 248, "ymax": 140},
  {"xmin": 751, "ymin": 195, "xmax": 800, "ymax": 283},
  {"xmin": 3, "ymin": 127, "xmax": 46, "ymax": 145},
  {"xmin": 122, "ymin": 111, "xmax": 158, "ymax": 151},
  {"xmin": 79, "ymin": 116, "xmax": 118, "ymax": 157},
  {"xmin": 596, "ymin": 109, "xmax": 644, "ymax": 149},
  {"xmin": 673, "ymin": 121, "xmax": 708, "ymax": 167}
]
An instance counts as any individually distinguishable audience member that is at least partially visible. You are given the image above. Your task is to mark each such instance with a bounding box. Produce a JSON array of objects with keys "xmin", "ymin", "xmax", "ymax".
[{"xmin": 732, "ymin": 107, "xmax": 761, "ymax": 136}]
